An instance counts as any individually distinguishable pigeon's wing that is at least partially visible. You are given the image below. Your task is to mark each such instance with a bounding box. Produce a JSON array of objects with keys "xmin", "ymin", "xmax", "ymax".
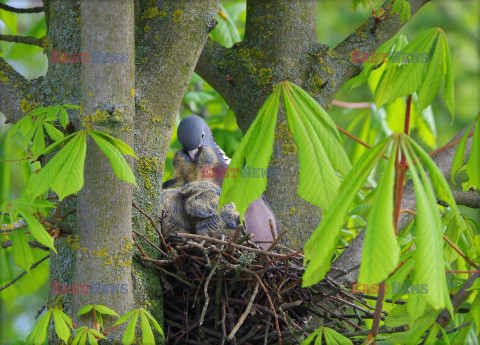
[
  {"xmin": 244, "ymin": 196, "xmax": 276, "ymax": 249},
  {"xmin": 162, "ymin": 178, "xmax": 177, "ymax": 189},
  {"xmin": 160, "ymin": 188, "xmax": 190, "ymax": 234},
  {"xmin": 184, "ymin": 189, "xmax": 219, "ymax": 219}
]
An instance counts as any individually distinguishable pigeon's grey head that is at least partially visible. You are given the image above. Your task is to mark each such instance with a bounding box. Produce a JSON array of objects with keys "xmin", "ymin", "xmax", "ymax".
[{"xmin": 177, "ymin": 115, "xmax": 230, "ymax": 165}]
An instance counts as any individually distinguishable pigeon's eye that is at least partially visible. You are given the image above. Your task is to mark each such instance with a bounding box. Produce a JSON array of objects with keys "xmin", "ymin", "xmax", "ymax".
[{"xmin": 201, "ymin": 132, "xmax": 205, "ymax": 139}]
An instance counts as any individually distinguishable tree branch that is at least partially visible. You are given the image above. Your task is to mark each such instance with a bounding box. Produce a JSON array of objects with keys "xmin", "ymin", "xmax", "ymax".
[
  {"xmin": 0, "ymin": 57, "xmax": 32, "ymax": 124},
  {"xmin": 436, "ymin": 271, "xmax": 480, "ymax": 327},
  {"xmin": 0, "ymin": 34, "xmax": 44, "ymax": 47},
  {"xmin": 331, "ymin": 0, "xmax": 431, "ymax": 93},
  {"xmin": 195, "ymin": 37, "xmax": 233, "ymax": 108},
  {"xmin": 1, "ymin": 239, "xmax": 50, "ymax": 251},
  {"xmin": 0, "ymin": 3, "xmax": 44, "ymax": 13},
  {"xmin": 450, "ymin": 190, "xmax": 480, "ymax": 209},
  {"xmin": 0, "ymin": 255, "xmax": 50, "ymax": 292}
]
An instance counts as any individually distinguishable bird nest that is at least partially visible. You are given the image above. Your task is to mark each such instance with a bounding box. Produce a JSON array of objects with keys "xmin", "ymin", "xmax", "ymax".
[{"xmin": 132, "ymin": 207, "xmax": 400, "ymax": 345}]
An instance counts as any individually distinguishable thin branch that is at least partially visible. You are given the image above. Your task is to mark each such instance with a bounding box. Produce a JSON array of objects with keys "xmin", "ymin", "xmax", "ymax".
[
  {"xmin": 436, "ymin": 272, "xmax": 480, "ymax": 327},
  {"xmin": 0, "ymin": 34, "xmax": 44, "ymax": 47},
  {"xmin": 0, "ymin": 3, "xmax": 44, "ymax": 13},
  {"xmin": 442, "ymin": 190, "xmax": 480, "ymax": 209},
  {"xmin": 442, "ymin": 234, "xmax": 478, "ymax": 269},
  {"xmin": 1, "ymin": 239, "xmax": 49, "ymax": 251},
  {"xmin": 0, "ymin": 255, "xmax": 50, "ymax": 292}
]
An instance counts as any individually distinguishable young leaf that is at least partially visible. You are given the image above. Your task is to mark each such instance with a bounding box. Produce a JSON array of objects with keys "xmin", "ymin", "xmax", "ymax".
[
  {"xmin": 59, "ymin": 108, "xmax": 69, "ymax": 129},
  {"xmin": 15, "ymin": 204, "xmax": 55, "ymax": 251},
  {"xmin": 122, "ymin": 310, "xmax": 139, "ymax": 345},
  {"xmin": 88, "ymin": 131, "xmax": 137, "ymax": 186},
  {"xmin": 358, "ymin": 139, "xmax": 399, "ymax": 285},
  {"xmin": 29, "ymin": 131, "xmax": 83, "ymax": 198},
  {"xmin": 441, "ymin": 33, "xmax": 455, "ymax": 117},
  {"xmin": 11, "ymin": 229, "xmax": 34, "ymax": 273},
  {"xmin": 52, "ymin": 309, "xmax": 71, "ymax": 343},
  {"xmin": 218, "ymin": 87, "xmax": 279, "ymax": 218},
  {"xmin": 323, "ymin": 327, "xmax": 353, "ymax": 345},
  {"xmin": 88, "ymin": 130, "xmax": 137, "ymax": 158},
  {"xmin": 143, "ymin": 308, "xmax": 164, "ymax": 338},
  {"xmin": 87, "ymin": 332, "xmax": 99, "ymax": 345},
  {"xmin": 451, "ymin": 122, "xmax": 474, "ymax": 182},
  {"xmin": 32, "ymin": 126, "xmax": 45, "ymax": 154},
  {"xmin": 44, "ymin": 122, "xmax": 64, "ymax": 142},
  {"xmin": 77, "ymin": 305, "xmax": 94, "ymax": 316},
  {"xmin": 303, "ymin": 136, "xmax": 392, "ymax": 286},
  {"xmin": 140, "ymin": 311, "xmax": 155, "ymax": 344},
  {"xmin": 417, "ymin": 34, "xmax": 443, "ymax": 112},
  {"xmin": 466, "ymin": 116, "xmax": 480, "ymax": 189},
  {"xmin": 113, "ymin": 309, "xmax": 138, "ymax": 326},
  {"xmin": 401, "ymin": 139, "xmax": 453, "ymax": 314},
  {"xmin": 94, "ymin": 304, "xmax": 119, "ymax": 317},
  {"xmin": 301, "ymin": 327, "xmax": 323, "ymax": 345},
  {"xmin": 27, "ymin": 310, "xmax": 52, "ymax": 345},
  {"xmin": 51, "ymin": 130, "xmax": 87, "ymax": 201}
]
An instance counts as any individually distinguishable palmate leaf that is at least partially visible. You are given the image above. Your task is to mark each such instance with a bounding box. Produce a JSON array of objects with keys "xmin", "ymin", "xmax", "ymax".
[
  {"xmin": 303, "ymin": 136, "xmax": 392, "ymax": 286},
  {"xmin": 401, "ymin": 139, "xmax": 453, "ymax": 314},
  {"xmin": 282, "ymin": 82, "xmax": 351, "ymax": 209},
  {"xmin": 140, "ymin": 312, "xmax": 155, "ymax": 344},
  {"xmin": 323, "ymin": 327, "xmax": 353, "ymax": 345},
  {"xmin": 218, "ymin": 87, "xmax": 279, "ymax": 218},
  {"xmin": 29, "ymin": 131, "xmax": 84, "ymax": 199},
  {"xmin": 52, "ymin": 309, "xmax": 71, "ymax": 343},
  {"xmin": 122, "ymin": 310, "xmax": 139, "ymax": 345},
  {"xmin": 416, "ymin": 34, "xmax": 443, "ymax": 112},
  {"xmin": 26, "ymin": 309, "xmax": 52, "ymax": 345},
  {"xmin": 358, "ymin": 139, "xmax": 399, "ymax": 285}
]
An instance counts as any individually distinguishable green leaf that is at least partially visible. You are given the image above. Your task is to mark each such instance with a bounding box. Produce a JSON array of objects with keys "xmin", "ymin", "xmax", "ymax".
[
  {"xmin": 63, "ymin": 104, "xmax": 81, "ymax": 109},
  {"xmin": 77, "ymin": 305, "xmax": 94, "ymax": 316},
  {"xmin": 359, "ymin": 139, "xmax": 399, "ymax": 284},
  {"xmin": 29, "ymin": 131, "xmax": 83, "ymax": 198},
  {"xmin": 122, "ymin": 311, "xmax": 139, "ymax": 345},
  {"xmin": 466, "ymin": 116, "xmax": 480, "ymax": 189},
  {"xmin": 401, "ymin": 139, "xmax": 453, "ymax": 314},
  {"xmin": 140, "ymin": 311, "xmax": 155, "ymax": 344},
  {"xmin": 301, "ymin": 327, "xmax": 322, "ymax": 345},
  {"xmin": 303, "ymin": 136, "xmax": 392, "ymax": 286},
  {"xmin": 27, "ymin": 310, "xmax": 52, "ymax": 345},
  {"xmin": 441, "ymin": 33, "xmax": 455, "ymax": 117},
  {"xmin": 51, "ymin": 131, "xmax": 87, "ymax": 201},
  {"xmin": 15, "ymin": 205, "xmax": 55, "ymax": 251},
  {"xmin": 451, "ymin": 122, "xmax": 474, "ymax": 182},
  {"xmin": 282, "ymin": 82, "xmax": 351, "ymax": 209},
  {"xmin": 218, "ymin": 86, "xmax": 279, "ymax": 218},
  {"xmin": 53, "ymin": 309, "xmax": 71, "ymax": 343},
  {"xmin": 44, "ymin": 123, "xmax": 64, "ymax": 142},
  {"xmin": 323, "ymin": 327, "xmax": 353, "ymax": 345},
  {"xmin": 88, "ymin": 131, "xmax": 137, "ymax": 186},
  {"xmin": 417, "ymin": 34, "xmax": 443, "ymax": 112},
  {"xmin": 87, "ymin": 333, "xmax": 98, "ymax": 345},
  {"xmin": 113, "ymin": 309, "xmax": 138, "ymax": 326},
  {"xmin": 88, "ymin": 130, "xmax": 137, "ymax": 158},
  {"xmin": 32, "ymin": 126, "xmax": 45, "ymax": 154},
  {"xmin": 11, "ymin": 229, "xmax": 34, "ymax": 273},
  {"xmin": 408, "ymin": 136, "xmax": 459, "ymax": 215},
  {"xmin": 142, "ymin": 308, "xmax": 164, "ymax": 338},
  {"xmin": 210, "ymin": 4, "xmax": 241, "ymax": 48},
  {"xmin": 59, "ymin": 108, "xmax": 69, "ymax": 129},
  {"xmin": 94, "ymin": 304, "xmax": 119, "ymax": 317},
  {"xmin": 374, "ymin": 64, "xmax": 397, "ymax": 109}
]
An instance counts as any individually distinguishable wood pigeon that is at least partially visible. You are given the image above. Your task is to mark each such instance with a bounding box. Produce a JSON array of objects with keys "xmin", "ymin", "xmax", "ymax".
[
  {"xmin": 167, "ymin": 115, "xmax": 277, "ymax": 249},
  {"xmin": 161, "ymin": 146, "xmax": 240, "ymax": 238}
]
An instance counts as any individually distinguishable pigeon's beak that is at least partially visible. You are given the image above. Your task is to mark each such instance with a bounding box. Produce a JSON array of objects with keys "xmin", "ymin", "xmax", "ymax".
[{"xmin": 186, "ymin": 148, "xmax": 199, "ymax": 162}]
